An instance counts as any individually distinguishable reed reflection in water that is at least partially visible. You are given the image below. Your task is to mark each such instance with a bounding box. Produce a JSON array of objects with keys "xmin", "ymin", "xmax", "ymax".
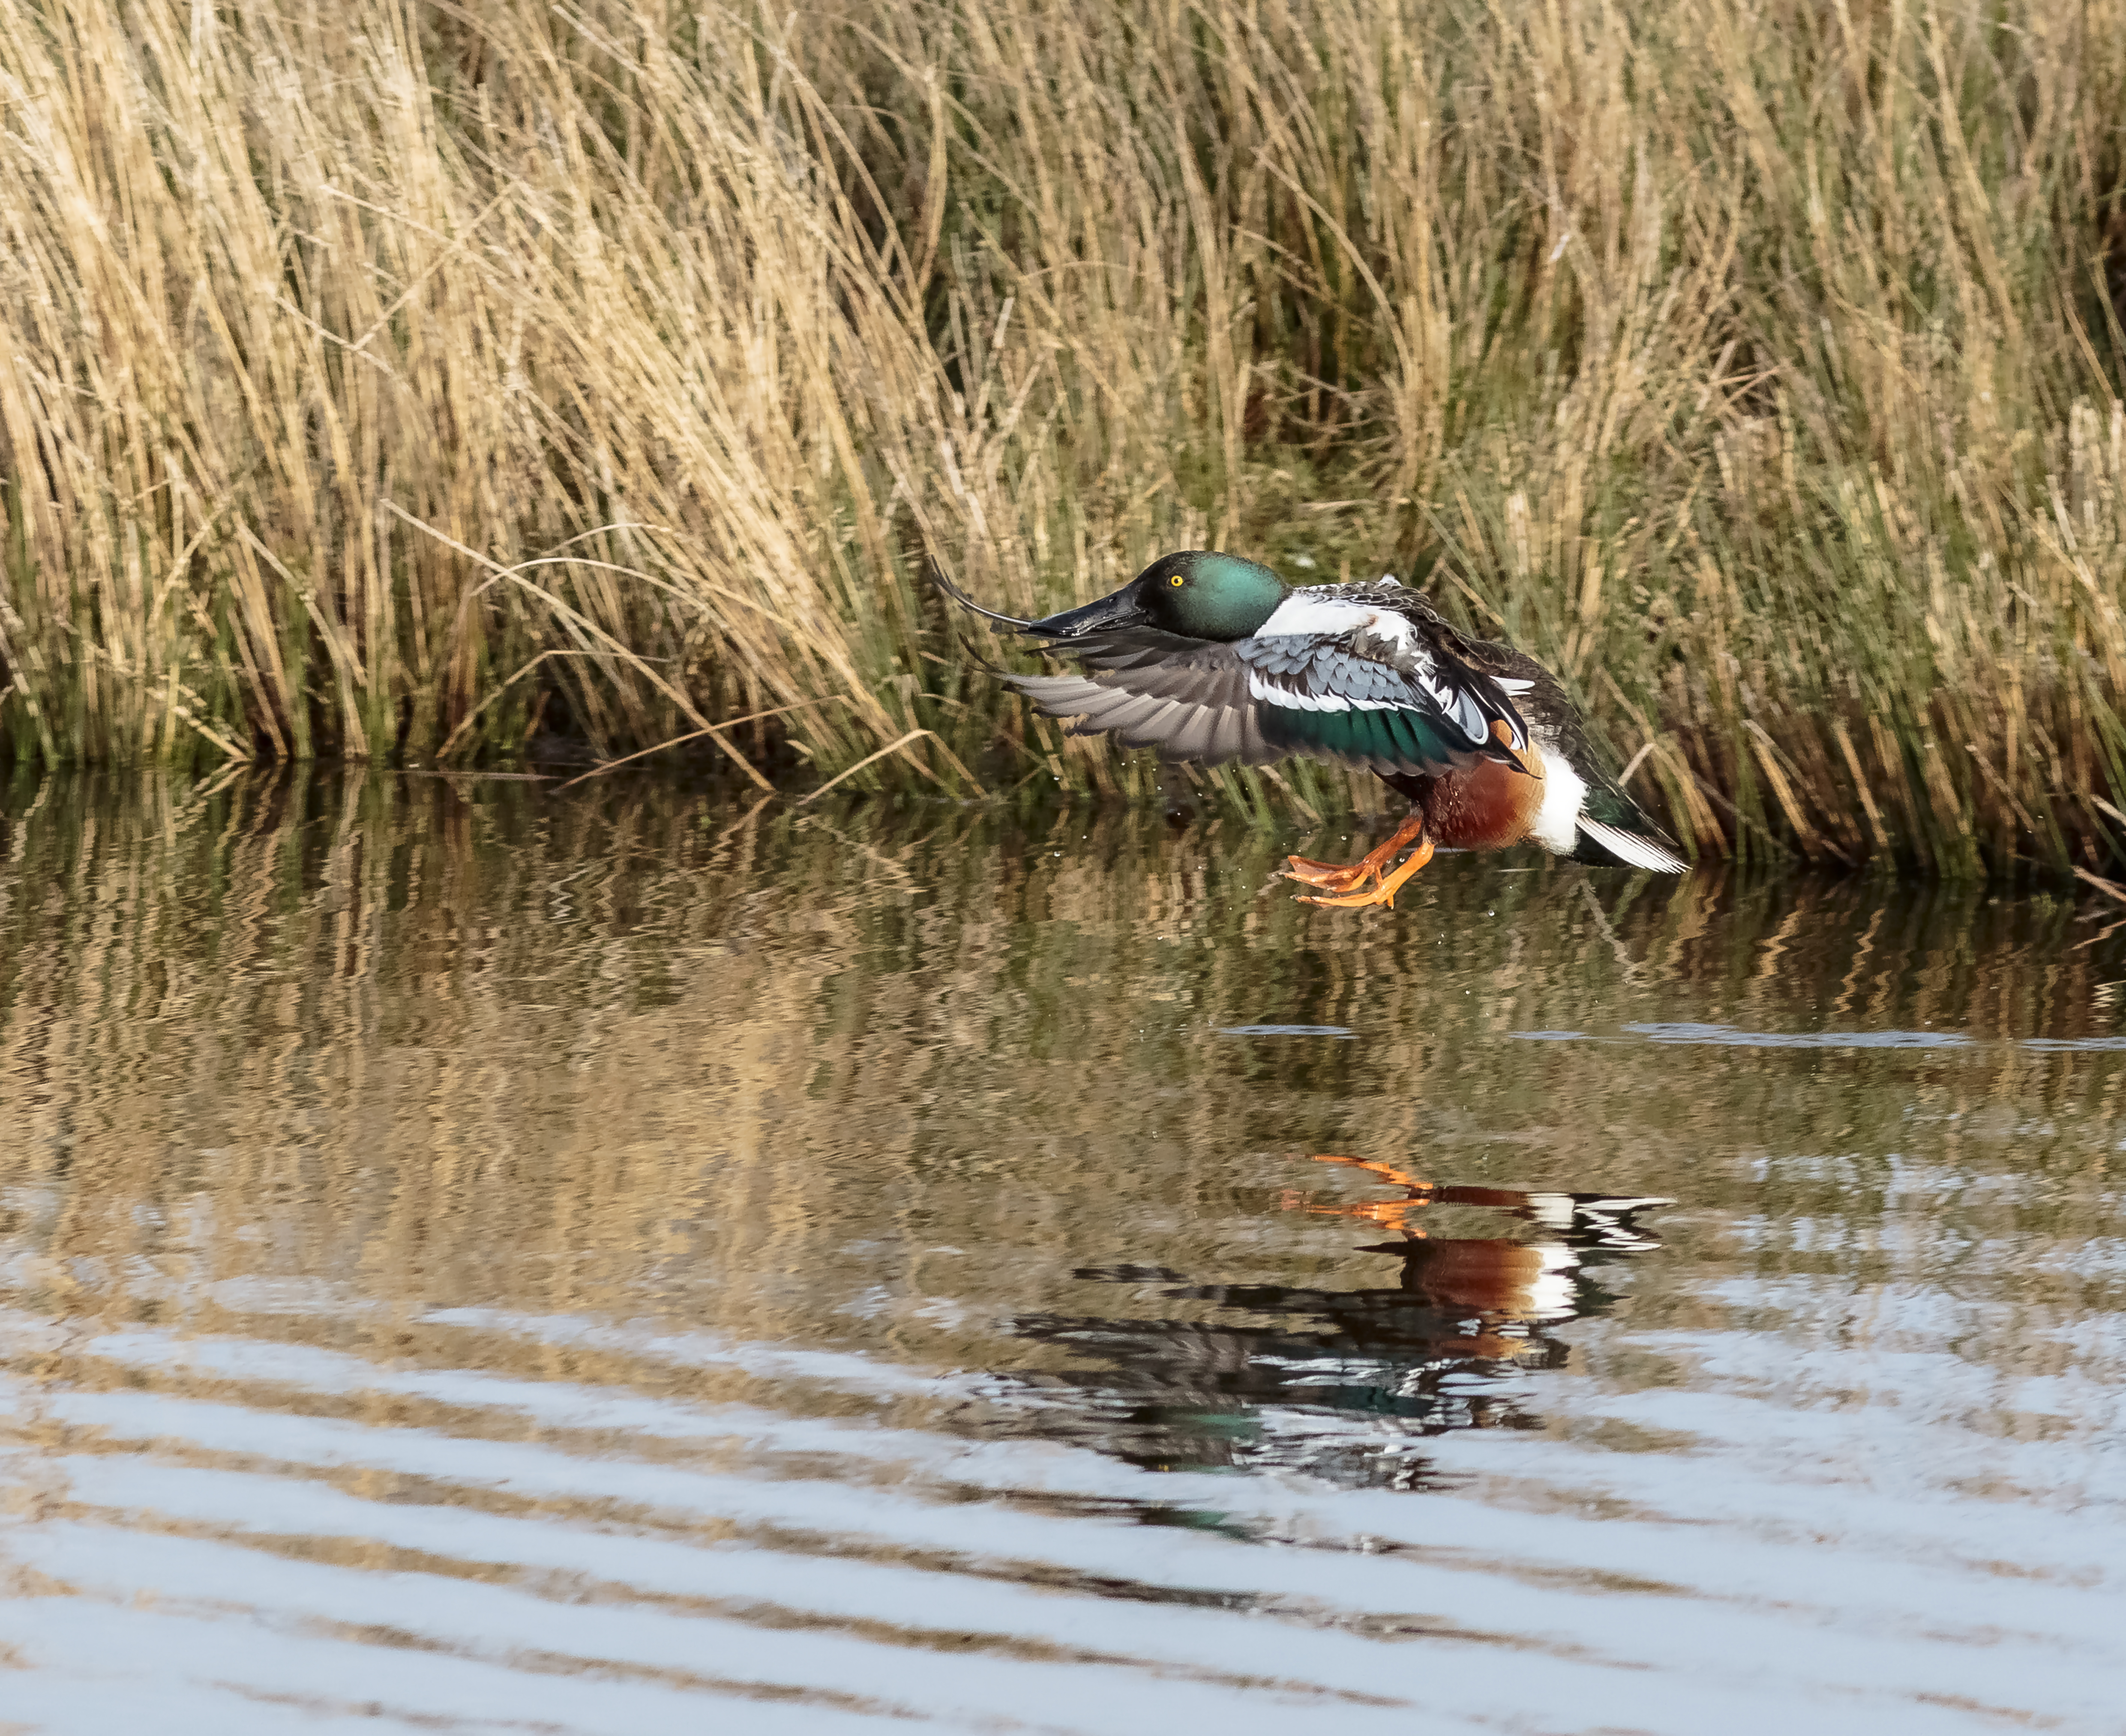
[{"xmin": 3, "ymin": 771, "xmax": 2125, "ymax": 1733}]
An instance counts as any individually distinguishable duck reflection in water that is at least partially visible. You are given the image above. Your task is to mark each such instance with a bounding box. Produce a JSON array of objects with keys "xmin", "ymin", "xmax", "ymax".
[{"xmin": 1009, "ymin": 1159, "xmax": 1669, "ymax": 1490}]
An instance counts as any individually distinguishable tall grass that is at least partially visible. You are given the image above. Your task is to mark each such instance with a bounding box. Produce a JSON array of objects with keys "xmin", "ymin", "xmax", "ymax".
[{"xmin": 3, "ymin": 0, "xmax": 2125, "ymax": 872}]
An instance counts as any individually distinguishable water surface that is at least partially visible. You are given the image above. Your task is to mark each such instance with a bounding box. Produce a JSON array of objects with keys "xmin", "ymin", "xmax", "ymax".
[{"xmin": 3, "ymin": 773, "xmax": 2124, "ymax": 1732}]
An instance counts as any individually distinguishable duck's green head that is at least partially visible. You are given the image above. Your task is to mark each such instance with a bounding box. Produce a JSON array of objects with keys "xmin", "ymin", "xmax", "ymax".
[{"xmin": 1024, "ymin": 551, "xmax": 1287, "ymax": 644}]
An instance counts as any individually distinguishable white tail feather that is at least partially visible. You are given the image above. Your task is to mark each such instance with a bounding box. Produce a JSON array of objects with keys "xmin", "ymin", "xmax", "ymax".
[{"xmin": 1577, "ymin": 817, "xmax": 1687, "ymax": 873}]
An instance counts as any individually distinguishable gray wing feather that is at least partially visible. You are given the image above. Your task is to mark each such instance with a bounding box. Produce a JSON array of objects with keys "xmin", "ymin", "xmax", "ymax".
[
  {"xmin": 1008, "ymin": 639, "xmax": 1279, "ymax": 765},
  {"xmin": 1162, "ymin": 705, "xmax": 1221, "ymax": 760},
  {"xmin": 1076, "ymin": 691, "xmax": 1167, "ymax": 732},
  {"xmin": 1118, "ymin": 699, "xmax": 1186, "ymax": 746}
]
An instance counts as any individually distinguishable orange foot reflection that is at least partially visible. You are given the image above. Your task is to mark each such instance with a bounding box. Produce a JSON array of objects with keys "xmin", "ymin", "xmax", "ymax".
[
  {"xmin": 1280, "ymin": 1156, "xmax": 1672, "ymax": 1337},
  {"xmin": 1280, "ymin": 1152, "xmax": 1437, "ymax": 1232}
]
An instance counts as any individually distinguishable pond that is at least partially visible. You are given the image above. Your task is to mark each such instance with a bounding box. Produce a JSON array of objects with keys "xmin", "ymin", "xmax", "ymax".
[{"xmin": 2, "ymin": 772, "xmax": 2123, "ymax": 1733}]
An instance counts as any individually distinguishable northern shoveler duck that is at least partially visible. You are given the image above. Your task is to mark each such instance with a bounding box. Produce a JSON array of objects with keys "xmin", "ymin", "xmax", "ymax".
[{"xmin": 945, "ymin": 550, "xmax": 1685, "ymax": 907}]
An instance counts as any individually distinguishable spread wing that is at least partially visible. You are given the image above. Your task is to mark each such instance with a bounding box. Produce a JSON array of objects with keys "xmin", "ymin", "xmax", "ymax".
[
  {"xmin": 1006, "ymin": 625, "xmax": 1529, "ymax": 776},
  {"xmin": 1007, "ymin": 631, "xmax": 1280, "ymax": 764}
]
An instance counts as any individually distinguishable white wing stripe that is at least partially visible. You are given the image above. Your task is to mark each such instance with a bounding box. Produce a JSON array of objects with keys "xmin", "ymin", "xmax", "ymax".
[
  {"xmin": 1246, "ymin": 672, "xmax": 1409, "ymax": 714},
  {"xmin": 1247, "ymin": 671, "xmax": 1348, "ymax": 712}
]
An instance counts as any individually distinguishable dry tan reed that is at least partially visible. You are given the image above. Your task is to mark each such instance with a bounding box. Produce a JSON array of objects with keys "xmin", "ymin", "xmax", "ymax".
[{"xmin": 3, "ymin": 0, "xmax": 2125, "ymax": 872}]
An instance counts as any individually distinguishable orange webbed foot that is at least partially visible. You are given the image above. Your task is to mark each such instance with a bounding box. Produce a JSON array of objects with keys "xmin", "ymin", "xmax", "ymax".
[
  {"xmin": 1298, "ymin": 882, "xmax": 1400, "ymax": 909},
  {"xmin": 1298, "ymin": 838, "xmax": 1436, "ymax": 909},
  {"xmin": 1283, "ymin": 854, "xmax": 1380, "ymax": 891},
  {"xmin": 1280, "ymin": 814, "xmax": 1426, "ymax": 895}
]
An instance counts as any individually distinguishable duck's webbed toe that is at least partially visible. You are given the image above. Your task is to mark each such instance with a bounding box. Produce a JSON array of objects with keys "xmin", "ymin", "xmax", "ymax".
[{"xmin": 1281, "ymin": 814, "xmax": 1426, "ymax": 892}]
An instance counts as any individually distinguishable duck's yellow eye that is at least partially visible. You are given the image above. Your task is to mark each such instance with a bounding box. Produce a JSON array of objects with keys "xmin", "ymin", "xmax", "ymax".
[{"xmin": 1169, "ymin": 574, "xmax": 1185, "ymax": 587}]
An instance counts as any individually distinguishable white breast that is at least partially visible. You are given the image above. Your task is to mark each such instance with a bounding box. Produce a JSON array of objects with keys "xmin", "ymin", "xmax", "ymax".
[{"xmin": 1529, "ymin": 745, "xmax": 1587, "ymax": 853}]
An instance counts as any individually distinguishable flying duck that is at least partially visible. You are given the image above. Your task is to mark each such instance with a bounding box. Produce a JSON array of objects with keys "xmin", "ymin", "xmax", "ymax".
[{"xmin": 945, "ymin": 550, "xmax": 1685, "ymax": 907}]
